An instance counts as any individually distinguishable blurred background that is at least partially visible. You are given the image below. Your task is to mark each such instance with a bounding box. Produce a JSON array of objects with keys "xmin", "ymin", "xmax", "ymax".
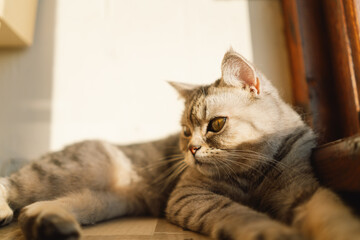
[{"xmin": 0, "ymin": 0, "xmax": 291, "ymax": 174}]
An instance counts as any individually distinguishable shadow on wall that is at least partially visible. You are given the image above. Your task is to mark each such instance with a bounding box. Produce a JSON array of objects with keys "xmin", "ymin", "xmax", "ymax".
[
  {"xmin": 0, "ymin": 0, "xmax": 56, "ymax": 176},
  {"xmin": 248, "ymin": 0, "xmax": 292, "ymax": 104}
]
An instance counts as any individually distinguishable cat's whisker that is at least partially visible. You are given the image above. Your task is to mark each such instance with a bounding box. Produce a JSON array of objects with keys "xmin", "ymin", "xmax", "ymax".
[
  {"xmin": 222, "ymin": 149, "xmax": 269, "ymax": 157},
  {"xmin": 150, "ymin": 162, "xmax": 182, "ymax": 183},
  {"xmin": 223, "ymin": 159, "xmax": 284, "ymax": 189},
  {"xmin": 150, "ymin": 160, "xmax": 187, "ymax": 189},
  {"xmin": 157, "ymin": 154, "xmax": 184, "ymax": 161},
  {"xmin": 159, "ymin": 162, "xmax": 188, "ymax": 192},
  {"xmin": 210, "ymin": 157, "xmax": 235, "ymax": 177},
  {"xmin": 222, "ymin": 149, "xmax": 312, "ymax": 176},
  {"xmin": 228, "ymin": 155, "xmax": 283, "ymax": 171},
  {"xmin": 221, "ymin": 154, "xmax": 310, "ymax": 188},
  {"xmin": 213, "ymin": 161, "xmax": 222, "ymax": 179},
  {"xmin": 220, "ymin": 157, "xmax": 276, "ymax": 185},
  {"xmin": 145, "ymin": 157, "xmax": 183, "ymax": 169},
  {"xmin": 223, "ymin": 152, "xmax": 285, "ymax": 173},
  {"xmin": 144, "ymin": 156, "xmax": 184, "ymax": 170},
  {"xmin": 222, "ymin": 158, "xmax": 263, "ymax": 175},
  {"xmin": 146, "ymin": 155, "xmax": 184, "ymax": 166},
  {"xmin": 216, "ymin": 159, "xmax": 236, "ymax": 180},
  {"xmin": 146, "ymin": 157, "xmax": 184, "ymax": 166},
  {"xmin": 222, "ymin": 152, "xmax": 268, "ymax": 163},
  {"xmin": 229, "ymin": 154, "xmax": 309, "ymax": 178}
]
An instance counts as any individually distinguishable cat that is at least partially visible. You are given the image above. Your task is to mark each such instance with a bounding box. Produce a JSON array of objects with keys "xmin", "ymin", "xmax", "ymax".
[{"xmin": 1, "ymin": 49, "xmax": 360, "ymax": 240}]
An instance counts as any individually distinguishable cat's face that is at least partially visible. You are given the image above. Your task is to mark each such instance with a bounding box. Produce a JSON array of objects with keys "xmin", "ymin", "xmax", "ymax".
[
  {"xmin": 178, "ymin": 83, "xmax": 265, "ymax": 177},
  {"xmin": 171, "ymin": 49, "xmax": 295, "ymax": 177}
]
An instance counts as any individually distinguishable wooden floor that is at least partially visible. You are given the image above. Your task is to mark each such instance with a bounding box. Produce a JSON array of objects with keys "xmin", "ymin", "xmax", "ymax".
[{"xmin": 0, "ymin": 217, "xmax": 211, "ymax": 240}]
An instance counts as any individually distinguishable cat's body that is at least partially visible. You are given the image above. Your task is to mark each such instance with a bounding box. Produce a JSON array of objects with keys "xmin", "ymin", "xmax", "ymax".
[
  {"xmin": 1, "ymin": 135, "xmax": 181, "ymax": 220},
  {"xmin": 1, "ymin": 50, "xmax": 360, "ymax": 240}
]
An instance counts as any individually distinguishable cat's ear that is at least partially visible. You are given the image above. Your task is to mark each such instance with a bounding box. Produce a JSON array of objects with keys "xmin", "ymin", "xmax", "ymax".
[
  {"xmin": 221, "ymin": 49, "xmax": 260, "ymax": 94},
  {"xmin": 168, "ymin": 81, "xmax": 199, "ymax": 98}
]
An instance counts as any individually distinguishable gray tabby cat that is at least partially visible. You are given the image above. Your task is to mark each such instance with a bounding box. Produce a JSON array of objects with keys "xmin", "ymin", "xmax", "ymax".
[{"xmin": 1, "ymin": 49, "xmax": 360, "ymax": 240}]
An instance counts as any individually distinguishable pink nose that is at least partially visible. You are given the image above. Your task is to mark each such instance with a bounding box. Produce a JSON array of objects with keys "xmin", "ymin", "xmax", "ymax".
[{"xmin": 189, "ymin": 145, "xmax": 201, "ymax": 155}]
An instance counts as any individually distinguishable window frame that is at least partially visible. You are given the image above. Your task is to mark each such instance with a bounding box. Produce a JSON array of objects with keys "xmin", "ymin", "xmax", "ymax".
[{"xmin": 281, "ymin": 0, "xmax": 360, "ymax": 194}]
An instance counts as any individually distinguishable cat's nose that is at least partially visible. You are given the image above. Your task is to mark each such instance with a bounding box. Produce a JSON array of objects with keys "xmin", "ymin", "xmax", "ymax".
[{"xmin": 189, "ymin": 145, "xmax": 201, "ymax": 155}]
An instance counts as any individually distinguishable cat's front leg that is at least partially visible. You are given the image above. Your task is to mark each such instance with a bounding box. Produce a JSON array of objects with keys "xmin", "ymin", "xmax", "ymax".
[
  {"xmin": 18, "ymin": 188, "xmax": 145, "ymax": 240},
  {"xmin": 293, "ymin": 187, "xmax": 360, "ymax": 240},
  {"xmin": 166, "ymin": 182, "xmax": 303, "ymax": 240}
]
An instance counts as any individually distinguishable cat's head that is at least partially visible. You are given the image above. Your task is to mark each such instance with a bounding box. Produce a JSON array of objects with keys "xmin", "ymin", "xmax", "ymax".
[{"xmin": 170, "ymin": 49, "xmax": 304, "ymax": 177}]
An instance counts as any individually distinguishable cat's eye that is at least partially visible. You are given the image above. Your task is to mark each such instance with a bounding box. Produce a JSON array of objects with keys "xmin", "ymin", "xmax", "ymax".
[
  {"xmin": 208, "ymin": 117, "xmax": 227, "ymax": 133},
  {"xmin": 183, "ymin": 126, "xmax": 192, "ymax": 137}
]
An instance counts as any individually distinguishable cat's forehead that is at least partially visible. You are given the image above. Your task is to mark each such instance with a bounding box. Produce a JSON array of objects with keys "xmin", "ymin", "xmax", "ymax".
[
  {"xmin": 184, "ymin": 89, "xmax": 207, "ymax": 125},
  {"xmin": 183, "ymin": 86, "xmax": 248, "ymax": 125}
]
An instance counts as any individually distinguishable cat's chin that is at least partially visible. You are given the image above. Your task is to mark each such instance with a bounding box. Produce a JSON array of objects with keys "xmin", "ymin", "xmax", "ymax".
[
  {"xmin": 193, "ymin": 161, "xmax": 221, "ymax": 178},
  {"xmin": 185, "ymin": 155, "xmax": 222, "ymax": 177},
  {"xmin": 196, "ymin": 165, "xmax": 222, "ymax": 178}
]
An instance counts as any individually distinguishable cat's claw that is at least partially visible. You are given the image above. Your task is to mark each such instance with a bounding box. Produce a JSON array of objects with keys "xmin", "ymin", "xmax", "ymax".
[
  {"xmin": 35, "ymin": 214, "xmax": 81, "ymax": 240},
  {"xmin": 0, "ymin": 201, "xmax": 13, "ymax": 226},
  {"xmin": 18, "ymin": 202, "xmax": 81, "ymax": 240}
]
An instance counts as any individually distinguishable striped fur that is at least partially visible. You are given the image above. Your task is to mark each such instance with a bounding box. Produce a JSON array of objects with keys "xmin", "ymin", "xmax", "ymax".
[
  {"xmin": 166, "ymin": 50, "xmax": 360, "ymax": 239},
  {"xmin": 0, "ymin": 49, "xmax": 359, "ymax": 240}
]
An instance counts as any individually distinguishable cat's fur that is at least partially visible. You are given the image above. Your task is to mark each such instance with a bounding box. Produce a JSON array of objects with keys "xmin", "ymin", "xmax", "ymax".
[{"xmin": 1, "ymin": 49, "xmax": 360, "ymax": 240}]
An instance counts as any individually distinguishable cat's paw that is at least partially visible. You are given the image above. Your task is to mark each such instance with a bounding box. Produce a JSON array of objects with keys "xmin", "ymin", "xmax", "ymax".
[
  {"xmin": 216, "ymin": 222, "xmax": 303, "ymax": 240},
  {"xmin": 18, "ymin": 201, "xmax": 81, "ymax": 240},
  {"xmin": 0, "ymin": 201, "xmax": 13, "ymax": 226},
  {"xmin": 248, "ymin": 227, "xmax": 303, "ymax": 240}
]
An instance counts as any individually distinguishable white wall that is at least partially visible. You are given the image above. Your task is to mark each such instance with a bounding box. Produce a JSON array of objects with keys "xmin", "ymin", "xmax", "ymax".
[
  {"xmin": 51, "ymin": 0, "xmax": 254, "ymax": 149},
  {"xmin": 0, "ymin": 0, "xmax": 291, "ymax": 173}
]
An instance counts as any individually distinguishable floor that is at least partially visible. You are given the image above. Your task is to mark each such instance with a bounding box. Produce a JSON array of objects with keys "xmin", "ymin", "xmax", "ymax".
[{"xmin": 0, "ymin": 217, "xmax": 211, "ymax": 240}]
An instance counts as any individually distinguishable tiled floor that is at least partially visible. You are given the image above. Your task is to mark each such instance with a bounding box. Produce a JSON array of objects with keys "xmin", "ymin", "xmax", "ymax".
[{"xmin": 0, "ymin": 218, "xmax": 211, "ymax": 240}]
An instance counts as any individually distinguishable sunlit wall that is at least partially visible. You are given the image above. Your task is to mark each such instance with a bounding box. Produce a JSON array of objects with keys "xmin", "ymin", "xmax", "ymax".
[{"xmin": 0, "ymin": 0, "xmax": 291, "ymax": 173}]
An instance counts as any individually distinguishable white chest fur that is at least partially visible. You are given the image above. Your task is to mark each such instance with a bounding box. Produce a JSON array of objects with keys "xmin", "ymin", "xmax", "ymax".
[{"xmin": 100, "ymin": 142, "xmax": 141, "ymax": 188}]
